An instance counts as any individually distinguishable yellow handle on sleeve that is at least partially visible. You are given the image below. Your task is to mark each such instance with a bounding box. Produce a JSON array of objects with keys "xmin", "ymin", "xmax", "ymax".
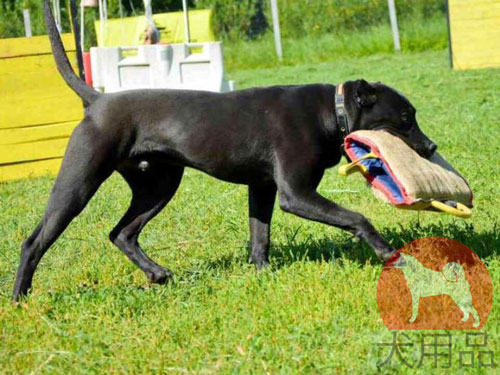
[
  {"xmin": 339, "ymin": 152, "xmax": 472, "ymax": 219},
  {"xmin": 430, "ymin": 200, "xmax": 472, "ymax": 218},
  {"xmin": 339, "ymin": 152, "xmax": 377, "ymax": 176}
]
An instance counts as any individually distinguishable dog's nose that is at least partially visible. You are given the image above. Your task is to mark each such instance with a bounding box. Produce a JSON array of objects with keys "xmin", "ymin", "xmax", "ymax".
[
  {"xmin": 428, "ymin": 142, "xmax": 438, "ymax": 155},
  {"xmin": 420, "ymin": 142, "xmax": 437, "ymax": 158}
]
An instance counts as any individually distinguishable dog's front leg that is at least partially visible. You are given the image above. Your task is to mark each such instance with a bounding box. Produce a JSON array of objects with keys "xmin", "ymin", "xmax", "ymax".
[
  {"xmin": 409, "ymin": 292, "xmax": 420, "ymax": 323},
  {"xmin": 248, "ymin": 185, "xmax": 277, "ymax": 268},
  {"xmin": 276, "ymin": 170, "xmax": 395, "ymax": 261}
]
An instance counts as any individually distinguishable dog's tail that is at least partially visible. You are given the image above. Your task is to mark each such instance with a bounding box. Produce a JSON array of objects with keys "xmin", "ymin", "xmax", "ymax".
[
  {"xmin": 43, "ymin": 0, "xmax": 100, "ymax": 105},
  {"xmin": 442, "ymin": 262, "xmax": 466, "ymax": 282}
]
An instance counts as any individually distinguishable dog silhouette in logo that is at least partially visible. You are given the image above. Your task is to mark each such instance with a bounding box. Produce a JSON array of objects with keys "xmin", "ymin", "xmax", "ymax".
[{"xmin": 395, "ymin": 253, "xmax": 479, "ymax": 327}]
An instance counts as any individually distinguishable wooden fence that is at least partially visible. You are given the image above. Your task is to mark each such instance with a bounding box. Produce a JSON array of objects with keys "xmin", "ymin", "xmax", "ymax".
[
  {"xmin": 0, "ymin": 34, "xmax": 83, "ymax": 182},
  {"xmin": 448, "ymin": 0, "xmax": 500, "ymax": 70}
]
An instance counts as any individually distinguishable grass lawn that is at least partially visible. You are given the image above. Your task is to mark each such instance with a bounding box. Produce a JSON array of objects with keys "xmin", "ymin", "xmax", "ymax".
[
  {"xmin": 0, "ymin": 49, "xmax": 499, "ymax": 374},
  {"xmin": 223, "ymin": 15, "xmax": 447, "ymax": 71}
]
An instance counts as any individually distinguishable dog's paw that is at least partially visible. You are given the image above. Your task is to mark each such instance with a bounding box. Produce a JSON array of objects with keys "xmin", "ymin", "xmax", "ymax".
[
  {"xmin": 147, "ymin": 269, "xmax": 174, "ymax": 284},
  {"xmin": 250, "ymin": 259, "xmax": 270, "ymax": 270},
  {"xmin": 377, "ymin": 247, "xmax": 397, "ymax": 262},
  {"xmin": 473, "ymin": 321, "xmax": 480, "ymax": 328},
  {"xmin": 249, "ymin": 255, "xmax": 270, "ymax": 270},
  {"xmin": 257, "ymin": 261, "xmax": 270, "ymax": 270},
  {"xmin": 384, "ymin": 251, "xmax": 406, "ymax": 268},
  {"xmin": 409, "ymin": 316, "xmax": 417, "ymax": 323}
]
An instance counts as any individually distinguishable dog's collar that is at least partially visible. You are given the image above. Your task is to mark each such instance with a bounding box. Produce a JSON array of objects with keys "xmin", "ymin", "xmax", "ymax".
[{"xmin": 334, "ymin": 83, "xmax": 350, "ymax": 153}]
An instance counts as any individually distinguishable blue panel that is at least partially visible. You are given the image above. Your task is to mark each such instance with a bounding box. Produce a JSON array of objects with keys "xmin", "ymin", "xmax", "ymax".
[{"xmin": 349, "ymin": 141, "xmax": 404, "ymax": 204}]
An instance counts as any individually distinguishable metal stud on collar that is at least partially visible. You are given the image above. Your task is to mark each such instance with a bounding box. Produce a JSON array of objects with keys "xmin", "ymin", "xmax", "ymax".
[{"xmin": 334, "ymin": 83, "xmax": 350, "ymax": 146}]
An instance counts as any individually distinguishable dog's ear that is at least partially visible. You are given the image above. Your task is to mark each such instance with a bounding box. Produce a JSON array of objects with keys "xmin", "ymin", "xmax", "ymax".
[{"xmin": 355, "ymin": 79, "xmax": 377, "ymax": 107}]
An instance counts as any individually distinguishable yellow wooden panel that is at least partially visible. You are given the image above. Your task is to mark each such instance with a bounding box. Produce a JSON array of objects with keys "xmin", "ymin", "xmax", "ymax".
[
  {"xmin": 0, "ymin": 95, "xmax": 82, "ymax": 129},
  {"xmin": 0, "ymin": 121, "xmax": 79, "ymax": 145},
  {"xmin": 450, "ymin": 3, "xmax": 500, "ymax": 18},
  {"xmin": 0, "ymin": 34, "xmax": 83, "ymax": 181},
  {"xmin": 0, "ymin": 78, "xmax": 79, "ymax": 102},
  {"xmin": 0, "ymin": 137, "xmax": 70, "ymax": 164},
  {"xmin": 94, "ymin": 9, "xmax": 214, "ymax": 47},
  {"xmin": 0, "ymin": 34, "xmax": 75, "ymax": 58},
  {"xmin": 1, "ymin": 69, "xmax": 81, "ymax": 98},
  {"xmin": 449, "ymin": 0, "xmax": 500, "ymax": 70},
  {"xmin": 0, "ymin": 158, "xmax": 62, "ymax": 182},
  {"xmin": 0, "ymin": 53, "xmax": 83, "ymax": 128},
  {"xmin": 0, "ymin": 51, "xmax": 78, "ymax": 75}
]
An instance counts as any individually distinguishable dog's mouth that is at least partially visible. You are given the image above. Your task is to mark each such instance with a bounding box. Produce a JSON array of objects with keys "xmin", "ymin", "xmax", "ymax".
[
  {"xmin": 414, "ymin": 144, "xmax": 437, "ymax": 159},
  {"xmin": 373, "ymin": 126, "xmax": 436, "ymax": 159}
]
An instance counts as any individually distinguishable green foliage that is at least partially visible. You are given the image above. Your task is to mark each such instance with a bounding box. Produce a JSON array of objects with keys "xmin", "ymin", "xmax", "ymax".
[
  {"xmin": 0, "ymin": 8, "xmax": 25, "ymax": 38},
  {"xmin": 196, "ymin": 0, "xmax": 268, "ymax": 41},
  {"xmin": 0, "ymin": 0, "xmax": 71, "ymax": 38},
  {"xmin": 0, "ymin": 0, "xmax": 192, "ymax": 39},
  {"xmin": 1, "ymin": 50, "xmax": 500, "ymax": 374},
  {"xmin": 198, "ymin": 0, "xmax": 445, "ymax": 41},
  {"xmin": 276, "ymin": 0, "xmax": 444, "ymax": 38},
  {"xmin": 103, "ymin": 0, "xmax": 194, "ymax": 18},
  {"xmin": 0, "ymin": 0, "xmax": 445, "ymax": 62},
  {"xmin": 223, "ymin": 14, "xmax": 447, "ymax": 71}
]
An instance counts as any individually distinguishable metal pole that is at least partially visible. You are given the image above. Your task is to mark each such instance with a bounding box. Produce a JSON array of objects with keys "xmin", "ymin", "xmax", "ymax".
[
  {"xmin": 182, "ymin": 0, "xmax": 190, "ymax": 43},
  {"xmin": 98, "ymin": 0, "xmax": 103, "ymax": 45},
  {"xmin": 119, "ymin": 0, "xmax": 125, "ymax": 45},
  {"xmin": 23, "ymin": 9, "xmax": 32, "ymax": 37},
  {"xmin": 270, "ymin": 0, "xmax": 283, "ymax": 60},
  {"xmin": 445, "ymin": 0, "xmax": 454, "ymax": 68},
  {"xmin": 387, "ymin": 0, "xmax": 401, "ymax": 52},
  {"xmin": 103, "ymin": 0, "xmax": 108, "ymax": 21},
  {"xmin": 80, "ymin": 0, "xmax": 85, "ymax": 52},
  {"xmin": 70, "ymin": 0, "xmax": 85, "ymax": 80},
  {"xmin": 143, "ymin": 0, "xmax": 153, "ymax": 21},
  {"xmin": 53, "ymin": 0, "xmax": 62, "ymax": 32},
  {"xmin": 98, "ymin": 0, "xmax": 107, "ymax": 45}
]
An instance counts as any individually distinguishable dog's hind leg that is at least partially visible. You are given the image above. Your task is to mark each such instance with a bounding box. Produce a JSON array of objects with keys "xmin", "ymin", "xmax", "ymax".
[
  {"xmin": 470, "ymin": 306, "xmax": 480, "ymax": 328},
  {"xmin": 248, "ymin": 185, "xmax": 277, "ymax": 268},
  {"xmin": 12, "ymin": 121, "xmax": 116, "ymax": 301},
  {"xmin": 409, "ymin": 292, "xmax": 420, "ymax": 323},
  {"xmin": 461, "ymin": 309, "xmax": 470, "ymax": 323},
  {"xmin": 109, "ymin": 164, "xmax": 184, "ymax": 284},
  {"xmin": 461, "ymin": 301, "xmax": 480, "ymax": 328}
]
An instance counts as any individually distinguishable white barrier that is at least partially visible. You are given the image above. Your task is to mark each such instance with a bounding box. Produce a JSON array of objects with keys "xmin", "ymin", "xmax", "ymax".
[{"xmin": 90, "ymin": 42, "xmax": 234, "ymax": 93}]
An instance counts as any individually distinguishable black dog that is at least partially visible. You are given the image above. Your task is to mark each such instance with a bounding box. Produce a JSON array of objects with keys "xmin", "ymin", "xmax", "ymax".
[{"xmin": 12, "ymin": 0, "xmax": 437, "ymax": 300}]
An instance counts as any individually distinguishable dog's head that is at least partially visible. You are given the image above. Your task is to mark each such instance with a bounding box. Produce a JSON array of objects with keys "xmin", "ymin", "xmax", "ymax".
[
  {"xmin": 393, "ymin": 253, "xmax": 420, "ymax": 271},
  {"xmin": 342, "ymin": 79, "xmax": 437, "ymax": 158}
]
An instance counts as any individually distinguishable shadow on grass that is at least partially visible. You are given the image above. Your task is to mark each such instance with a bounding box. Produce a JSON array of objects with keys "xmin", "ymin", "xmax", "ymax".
[
  {"xmin": 6, "ymin": 221, "xmax": 497, "ymax": 301},
  {"xmin": 270, "ymin": 220, "xmax": 500, "ymax": 269}
]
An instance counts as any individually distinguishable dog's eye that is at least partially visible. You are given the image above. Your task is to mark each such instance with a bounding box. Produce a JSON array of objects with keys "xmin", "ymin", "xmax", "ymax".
[{"xmin": 401, "ymin": 113, "xmax": 409, "ymax": 122}]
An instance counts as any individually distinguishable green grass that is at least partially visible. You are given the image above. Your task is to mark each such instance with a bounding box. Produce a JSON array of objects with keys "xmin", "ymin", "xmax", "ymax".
[
  {"xmin": 224, "ymin": 15, "xmax": 447, "ymax": 71},
  {"xmin": 1, "ymin": 49, "xmax": 499, "ymax": 374}
]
